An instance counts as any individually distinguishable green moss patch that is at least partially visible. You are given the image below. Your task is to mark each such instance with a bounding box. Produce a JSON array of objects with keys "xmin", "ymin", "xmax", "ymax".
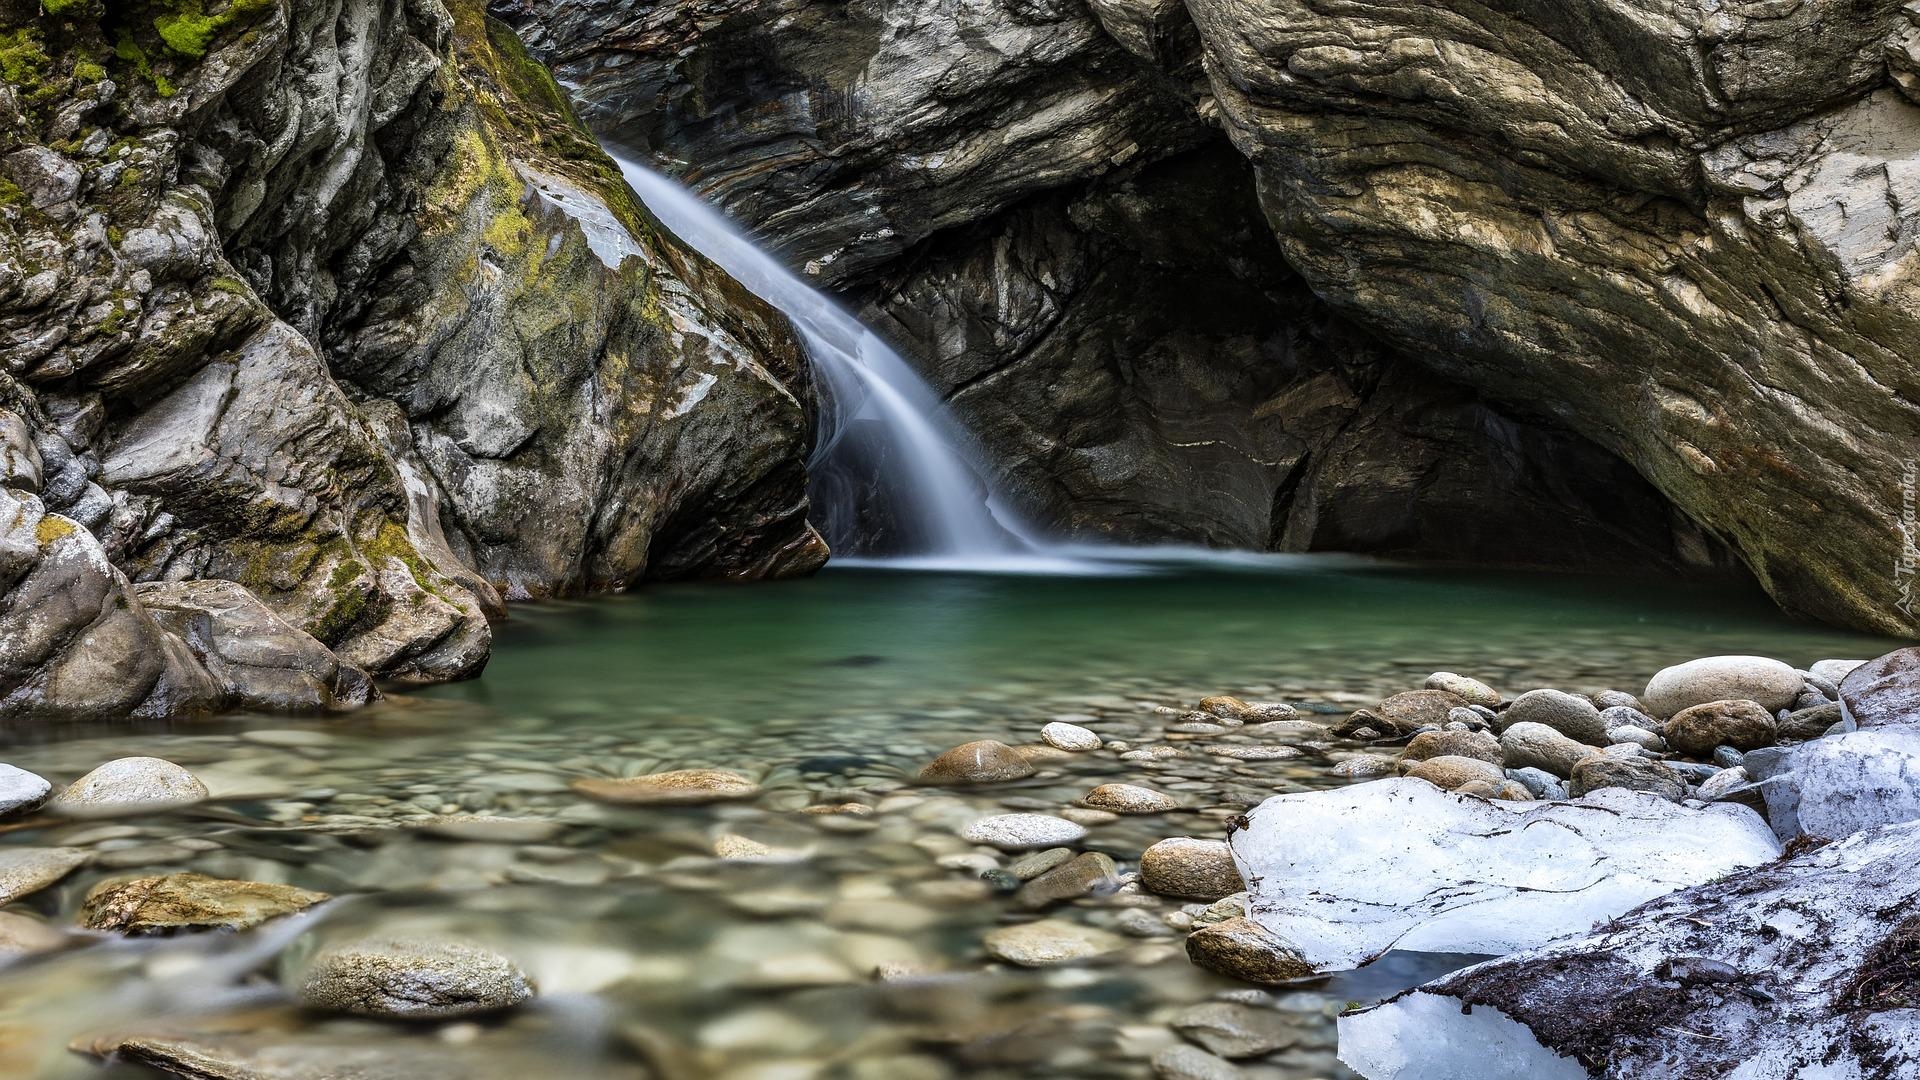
[{"xmin": 152, "ymin": 0, "xmax": 272, "ymax": 59}]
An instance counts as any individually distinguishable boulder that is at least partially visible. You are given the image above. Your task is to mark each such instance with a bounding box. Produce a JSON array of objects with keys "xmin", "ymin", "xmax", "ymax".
[
  {"xmin": 1568, "ymin": 757, "xmax": 1687, "ymax": 802},
  {"xmin": 1778, "ymin": 702, "xmax": 1846, "ymax": 742},
  {"xmin": 1340, "ymin": 821, "xmax": 1920, "ymax": 1078},
  {"xmin": 1399, "ymin": 729, "xmax": 1501, "ymax": 766},
  {"xmin": 1810, "ymin": 658, "xmax": 1868, "ymax": 686},
  {"xmin": 133, "ymin": 580, "xmax": 376, "ymax": 713},
  {"xmin": 982, "ymin": 919, "xmax": 1124, "ymax": 966},
  {"xmin": 1184, "ymin": 916, "xmax": 1314, "ymax": 984},
  {"xmin": 1758, "ymin": 728, "xmax": 1920, "ymax": 840},
  {"xmin": 0, "ymin": 764, "xmax": 51, "ymax": 817},
  {"xmin": 959, "ymin": 813, "xmax": 1088, "ymax": 850},
  {"xmin": 917, "ymin": 741, "xmax": 1036, "ymax": 784},
  {"xmin": 1603, "ymin": 724, "xmax": 1664, "ymax": 751},
  {"xmin": 1140, "ymin": 838, "xmax": 1245, "ymax": 900},
  {"xmin": 1665, "ymin": 699, "xmax": 1777, "ymax": 758},
  {"xmin": 1423, "ymin": 673, "xmax": 1501, "ymax": 708},
  {"xmin": 1404, "ymin": 756, "xmax": 1507, "ymax": 792},
  {"xmin": 1498, "ymin": 690, "xmax": 1608, "ymax": 745},
  {"xmin": 1336, "ymin": 690, "xmax": 1466, "ymax": 737},
  {"xmin": 296, "ymin": 937, "xmax": 534, "ymax": 1020},
  {"xmin": 50, "ymin": 758, "xmax": 208, "ymax": 816},
  {"xmin": 1840, "ymin": 647, "xmax": 1920, "ymax": 729},
  {"xmin": 0, "ymin": 847, "xmax": 88, "ymax": 904},
  {"xmin": 1227, "ymin": 778, "xmax": 1780, "ymax": 971},
  {"xmin": 81, "ymin": 873, "xmax": 329, "ymax": 934},
  {"xmin": 1170, "ymin": 1001, "xmax": 1300, "ymax": 1058},
  {"xmin": 1013, "ymin": 852, "xmax": 1118, "ymax": 910},
  {"xmin": 1497, "ymin": 722, "xmax": 1597, "ymax": 778},
  {"xmin": 1083, "ymin": 783, "xmax": 1179, "ymax": 814},
  {"xmin": 1643, "ymin": 656, "xmax": 1802, "ymax": 719},
  {"xmin": 1040, "ymin": 722, "xmax": 1102, "ymax": 751}
]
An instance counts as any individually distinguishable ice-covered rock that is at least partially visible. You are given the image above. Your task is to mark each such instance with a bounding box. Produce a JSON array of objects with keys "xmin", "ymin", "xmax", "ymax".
[
  {"xmin": 1341, "ymin": 821, "xmax": 1920, "ymax": 1079},
  {"xmin": 1228, "ymin": 778, "xmax": 1780, "ymax": 972},
  {"xmin": 1757, "ymin": 727, "xmax": 1920, "ymax": 840},
  {"xmin": 1339, "ymin": 986, "xmax": 1589, "ymax": 1080}
]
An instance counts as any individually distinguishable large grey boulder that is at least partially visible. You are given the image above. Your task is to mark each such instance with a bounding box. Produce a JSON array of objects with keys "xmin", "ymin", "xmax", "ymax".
[
  {"xmin": 1226, "ymin": 778, "xmax": 1779, "ymax": 972},
  {"xmin": 0, "ymin": 0, "xmax": 828, "ymax": 721},
  {"xmin": 1340, "ymin": 821, "xmax": 1920, "ymax": 1079},
  {"xmin": 134, "ymin": 580, "xmax": 374, "ymax": 713}
]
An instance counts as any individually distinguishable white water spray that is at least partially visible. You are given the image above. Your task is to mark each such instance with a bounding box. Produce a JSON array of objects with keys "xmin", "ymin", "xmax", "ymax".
[{"xmin": 613, "ymin": 155, "xmax": 1045, "ymax": 562}]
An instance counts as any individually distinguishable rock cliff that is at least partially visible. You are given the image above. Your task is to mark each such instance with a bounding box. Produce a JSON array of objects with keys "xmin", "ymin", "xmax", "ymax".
[
  {"xmin": 0, "ymin": 0, "xmax": 823, "ymax": 718},
  {"xmin": 506, "ymin": 0, "xmax": 1920, "ymax": 631}
]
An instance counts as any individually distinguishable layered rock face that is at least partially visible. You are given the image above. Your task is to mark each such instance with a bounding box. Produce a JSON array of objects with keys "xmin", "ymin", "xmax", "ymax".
[
  {"xmin": 1183, "ymin": 0, "xmax": 1920, "ymax": 634},
  {"xmin": 508, "ymin": 0, "xmax": 1919, "ymax": 629},
  {"xmin": 0, "ymin": 0, "xmax": 823, "ymax": 718}
]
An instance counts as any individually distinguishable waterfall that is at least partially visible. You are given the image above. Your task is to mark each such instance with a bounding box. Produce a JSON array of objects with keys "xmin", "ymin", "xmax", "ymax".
[{"xmin": 611, "ymin": 155, "xmax": 1044, "ymax": 564}]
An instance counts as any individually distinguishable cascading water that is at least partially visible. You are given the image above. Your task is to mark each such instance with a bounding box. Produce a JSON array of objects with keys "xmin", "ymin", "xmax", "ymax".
[{"xmin": 612, "ymin": 155, "xmax": 1042, "ymax": 563}]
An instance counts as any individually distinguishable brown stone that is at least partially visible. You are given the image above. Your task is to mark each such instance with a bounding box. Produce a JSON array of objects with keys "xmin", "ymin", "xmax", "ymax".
[
  {"xmin": 917, "ymin": 740, "xmax": 1036, "ymax": 785},
  {"xmin": 1400, "ymin": 729, "xmax": 1502, "ymax": 766},
  {"xmin": 570, "ymin": 769, "xmax": 761, "ymax": 805},
  {"xmin": 81, "ymin": 872, "xmax": 330, "ymax": 935},
  {"xmin": 1665, "ymin": 700, "xmax": 1778, "ymax": 758},
  {"xmin": 1185, "ymin": 917, "xmax": 1314, "ymax": 984}
]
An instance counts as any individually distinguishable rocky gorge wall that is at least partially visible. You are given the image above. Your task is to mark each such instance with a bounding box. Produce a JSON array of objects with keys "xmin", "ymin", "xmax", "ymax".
[
  {"xmin": 0, "ymin": 0, "xmax": 824, "ymax": 719},
  {"xmin": 502, "ymin": 0, "xmax": 1920, "ymax": 631}
]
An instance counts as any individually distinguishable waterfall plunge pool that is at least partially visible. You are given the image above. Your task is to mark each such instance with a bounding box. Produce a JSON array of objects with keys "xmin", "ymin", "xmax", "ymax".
[{"xmin": 0, "ymin": 558, "xmax": 1895, "ymax": 1078}]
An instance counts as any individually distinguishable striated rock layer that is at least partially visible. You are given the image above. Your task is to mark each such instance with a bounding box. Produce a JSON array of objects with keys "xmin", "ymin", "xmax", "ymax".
[
  {"xmin": 507, "ymin": 0, "xmax": 1920, "ymax": 631},
  {"xmin": 1, "ymin": 0, "xmax": 824, "ymax": 717}
]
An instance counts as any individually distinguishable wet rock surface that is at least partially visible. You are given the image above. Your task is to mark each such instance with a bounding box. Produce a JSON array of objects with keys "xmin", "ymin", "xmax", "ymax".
[
  {"xmin": 80, "ymin": 873, "xmax": 329, "ymax": 935},
  {"xmin": 0, "ymin": 0, "xmax": 824, "ymax": 720},
  {"xmin": 50, "ymin": 757, "xmax": 208, "ymax": 816},
  {"xmin": 295, "ymin": 937, "xmax": 534, "ymax": 1020}
]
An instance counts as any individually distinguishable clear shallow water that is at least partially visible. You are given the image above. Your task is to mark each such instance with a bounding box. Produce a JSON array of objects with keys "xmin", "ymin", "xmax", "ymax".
[{"xmin": 0, "ymin": 560, "xmax": 1897, "ymax": 1078}]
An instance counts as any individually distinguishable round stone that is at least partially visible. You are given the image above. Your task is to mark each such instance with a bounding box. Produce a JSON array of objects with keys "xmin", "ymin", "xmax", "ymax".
[
  {"xmin": 1399, "ymin": 729, "xmax": 1501, "ymax": 765},
  {"xmin": 1040, "ymin": 722, "xmax": 1102, "ymax": 752},
  {"xmin": 917, "ymin": 741, "xmax": 1036, "ymax": 785},
  {"xmin": 981, "ymin": 919, "xmax": 1123, "ymax": 966},
  {"xmin": 1500, "ymin": 689, "xmax": 1609, "ymax": 745},
  {"xmin": 1569, "ymin": 757, "xmax": 1688, "ymax": 803},
  {"xmin": 1082, "ymin": 783, "xmax": 1178, "ymax": 814},
  {"xmin": 1139, "ymin": 838, "xmax": 1243, "ymax": 900},
  {"xmin": 1665, "ymin": 699, "xmax": 1778, "ymax": 757},
  {"xmin": 0, "ymin": 763, "xmax": 51, "ymax": 817},
  {"xmin": 296, "ymin": 937, "xmax": 534, "ymax": 1019},
  {"xmin": 959, "ymin": 813, "xmax": 1087, "ymax": 850},
  {"xmin": 1498, "ymin": 722, "xmax": 1599, "ymax": 779},
  {"xmin": 50, "ymin": 758, "xmax": 208, "ymax": 817},
  {"xmin": 1643, "ymin": 656, "xmax": 1803, "ymax": 718},
  {"xmin": 1184, "ymin": 916, "xmax": 1313, "ymax": 985},
  {"xmin": 1424, "ymin": 672, "xmax": 1501, "ymax": 708},
  {"xmin": 1405, "ymin": 755, "xmax": 1507, "ymax": 791}
]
